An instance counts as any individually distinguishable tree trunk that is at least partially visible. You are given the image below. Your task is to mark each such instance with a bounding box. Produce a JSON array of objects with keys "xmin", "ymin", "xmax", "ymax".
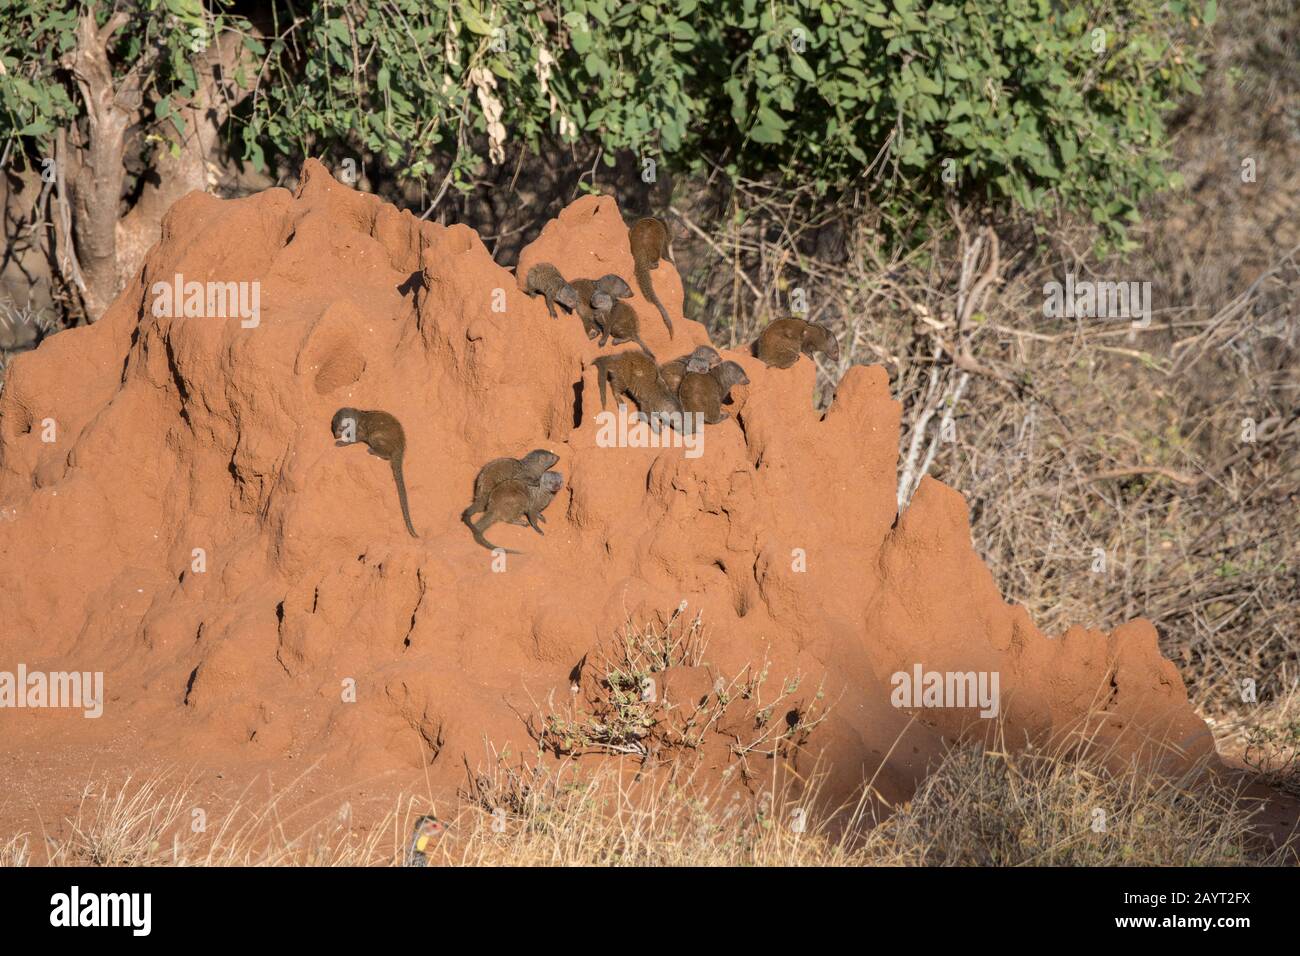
[
  {"xmin": 61, "ymin": 6, "xmax": 256, "ymax": 322},
  {"xmin": 66, "ymin": 8, "xmax": 132, "ymax": 320},
  {"xmin": 117, "ymin": 29, "xmax": 255, "ymax": 285}
]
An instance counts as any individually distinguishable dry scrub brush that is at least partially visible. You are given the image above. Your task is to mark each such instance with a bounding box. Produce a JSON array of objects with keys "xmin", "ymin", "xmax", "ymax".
[
  {"xmin": 9, "ymin": 704, "xmax": 1293, "ymax": 867},
  {"xmin": 442, "ymin": 744, "xmax": 1288, "ymax": 866},
  {"xmin": 667, "ymin": 1, "xmax": 1299, "ymax": 748},
  {"xmin": 1241, "ymin": 682, "xmax": 1300, "ymax": 797},
  {"xmin": 872, "ymin": 746, "xmax": 1278, "ymax": 866},
  {"xmin": 525, "ymin": 607, "xmax": 830, "ymax": 786}
]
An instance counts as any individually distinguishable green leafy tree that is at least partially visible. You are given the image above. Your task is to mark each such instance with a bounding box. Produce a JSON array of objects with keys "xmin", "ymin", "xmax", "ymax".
[{"xmin": 1, "ymin": 0, "xmax": 1210, "ymax": 322}]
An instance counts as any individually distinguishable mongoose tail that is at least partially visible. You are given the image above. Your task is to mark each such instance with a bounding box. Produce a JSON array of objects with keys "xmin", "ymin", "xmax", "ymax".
[
  {"xmin": 466, "ymin": 515, "xmax": 520, "ymax": 554},
  {"xmin": 630, "ymin": 218, "xmax": 675, "ymax": 338},
  {"xmin": 331, "ymin": 407, "xmax": 418, "ymax": 539},
  {"xmin": 594, "ymin": 356, "xmax": 611, "ymax": 409},
  {"xmin": 634, "ymin": 258, "xmax": 674, "ymax": 338},
  {"xmin": 390, "ymin": 453, "xmax": 417, "ymax": 538}
]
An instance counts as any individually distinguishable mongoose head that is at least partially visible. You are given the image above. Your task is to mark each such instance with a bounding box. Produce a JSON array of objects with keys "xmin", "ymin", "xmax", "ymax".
[
  {"xmin": 689, "ymin": 345, "xmax": 722, "ymax": 370},
  {"xmin": 539, "ymin": 471, "xmax": 564, "ymax": 494},
  {"xmin": 521, "ymin": 449, "xmax": 561, "ymax": 473},
  {"xmin": 712, "ymin": 360, "xmax": 750, "ymax": 392},
  {"xmin": 804, "ymin": 323, "xmax": 840, "ymax": 361},
  {"xmin": 331, "ymin": 407, "xmax": 361, "ymax": 443},
  {"xmin": 554, "ymin": 283, "xmax": 580, "ymax": 312},
  {"xmin": 595, "ymin": 274, "xmax": 633, "ymax": 299},
  {"xmin": 590, "ymin": 289, "xmax": 615, "ymax": 313}
]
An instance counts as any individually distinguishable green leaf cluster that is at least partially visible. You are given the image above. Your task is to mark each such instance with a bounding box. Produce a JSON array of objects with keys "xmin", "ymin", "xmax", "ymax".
[{"xmin": 2, "ymin": 0, "xmax": 1210, "ymax": 247}]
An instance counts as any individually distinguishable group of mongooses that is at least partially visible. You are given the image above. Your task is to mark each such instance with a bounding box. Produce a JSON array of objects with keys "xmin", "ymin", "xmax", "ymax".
[
  {"xmin": 593, "ymin": 345, "xmax": 750, "ymax": 433},
  {"xmin": 329, "ymin": 414, "xmax": 563, "ymax": 551},
  {"xmin": 568, "ymin": 275, "xmax": 628, "ymax": 337},
  {"xmin": 460, "ymin": 449, "xmax": 563, "ymax": 553},
  {"xmin": 331, "ymin": 216, "xmax": 840, "ymax": 546},
  {"xmin": 524, "ymin": 216, "xmax": 674, "ymax": 357}
]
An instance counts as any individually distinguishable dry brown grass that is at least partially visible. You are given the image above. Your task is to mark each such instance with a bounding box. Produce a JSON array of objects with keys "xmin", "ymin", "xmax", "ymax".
[
  {"xmin": 4, "ymin": 769, "xmax": 393, "ymax": 867},
  {"xmin": 875, "ymin": 745, "xmax": 1270, "ymax": 866},
  {"xmin": 7, "ymin": 697, "xmax": 1295, "ymax": 867}
]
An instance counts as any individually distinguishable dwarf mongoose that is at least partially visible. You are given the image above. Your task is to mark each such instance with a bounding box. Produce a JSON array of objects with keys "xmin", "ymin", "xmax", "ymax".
[
  {"xmin": 507, "ymin": 469, "xmax": 564, "ymax": 532},
  {"xmin": 574, "ymin": 274, "xmax": 634, "ymax": 337},
  {"xmin": 524, "ymin": 262, "xmax": 580, "ymax": 318},
  {"xmin": 466, "ymin": 471, "xmax": 564, "ymax": 553},
  {"xmin": 800, "ymin": 321, "xmax": 840, "ymax": 362},
  {"xmin": 659, "ymin": 345, "xmax": 722, "ymax": 393},
  {"xmin": 593, "ymin": 351, "xmax": 683, "ymax": 432},
  {"xmin": 678, "ymin": 360, "xmax": 750, "ymax": 426},
  {"xmin": 629, "ymin": 217, "xmax": 675, "ymax": 338},
  {"xmin": 461, "ymin": 449, "xmax": 559, "ymax": 524},
  {"xmin": 753, "ymin": 318, "xmax": 840, "ymax": 368},
  {"xmin": 405, "ymin": 815, "xmax": 445, "ymax": 866},
  {"xmin": 570, "ymin": 278, "xmax": 616, "ymax": 338},
  {"xmin": 595, "ymin": 273, "xmax": 633, "ymax": 300},
  {"xmin": 753, "ymin": 318, "xmax": 805, "ymax": 368},
  {"xmin": 331, "ymin": 407, "xmax": 418, "ymax": 538},
  {"xmin": 596, "ymin": 301, "xmax": 655, "ymax": 359}
]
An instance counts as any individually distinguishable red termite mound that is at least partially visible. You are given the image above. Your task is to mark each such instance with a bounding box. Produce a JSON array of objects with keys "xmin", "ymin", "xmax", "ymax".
[{"xmin": 0, "ymin": 161, "xmax": 1213, "ymax": 815}]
